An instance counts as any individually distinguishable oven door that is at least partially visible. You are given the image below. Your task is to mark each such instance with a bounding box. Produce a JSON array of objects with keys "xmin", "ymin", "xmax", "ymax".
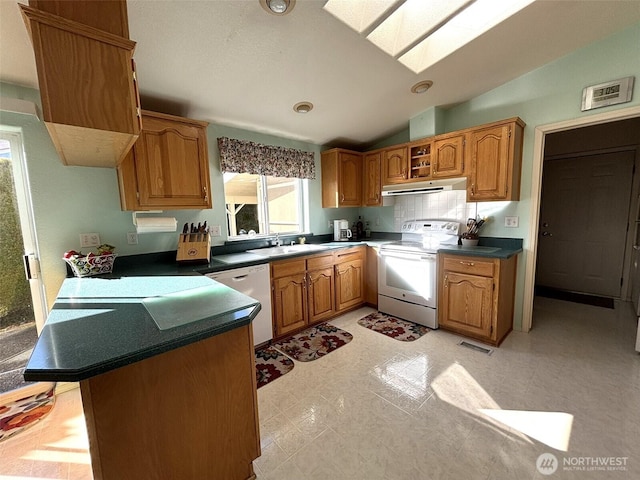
[{"xmin": 378, "ymin": 250, "xmax": 437, "ymax": 307}]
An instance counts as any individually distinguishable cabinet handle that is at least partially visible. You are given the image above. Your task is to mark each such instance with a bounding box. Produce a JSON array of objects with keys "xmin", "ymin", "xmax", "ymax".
[
  {"xmin": 203, "ymin": 186, "xmax": 208, "ymax": 201},
  {"xmin": 402, "ymin": 168, "xmax": 407, "ymax": 179},
  {"xmin": 341, "ymin": 193, "xmax": 345, "ymax": 202},
  {"xmin": 470, "ymin": 184, "xmax": 475, "ymax": 195},
  {"xmin": 444, "ymin": 275, "xmax": 448, "ymax": 287},
  {"xmin": 459, "ymin": 261, "xmax": 475, "ymax": 266}
]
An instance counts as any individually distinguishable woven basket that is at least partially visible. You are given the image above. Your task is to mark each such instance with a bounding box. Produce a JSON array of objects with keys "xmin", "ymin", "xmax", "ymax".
[{"xmin": 64, "ymin": 254, "xmax": 116, "ymax": 277}]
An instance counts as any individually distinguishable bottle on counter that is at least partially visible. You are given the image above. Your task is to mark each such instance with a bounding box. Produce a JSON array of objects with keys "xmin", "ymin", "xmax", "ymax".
[
  {"xmin": 356, "ymin": 216, "xmax": 364, "ymax": 241},
  {"xmin": 364, "ymin": 220, "xmax": 371, "ymax": 238},
  {"xmin": 352, "ymin": 220, "xmax": 358, "ymax": 240}
]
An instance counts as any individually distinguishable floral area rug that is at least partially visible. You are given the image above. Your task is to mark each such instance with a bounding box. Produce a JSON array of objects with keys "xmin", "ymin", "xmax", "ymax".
[
  {"xmin": 0, "ymin": 385, "xmax": 56, "ymax": 441},
  {"xmin": 357, "ymin": 312, "xmax": 430, "ymax": 341},
  {"xmin": 273, "ymin": 323, "xmax": 353, "ymax": 362},
  {"xmin": 255, "ymin": 346, "xmax": 294, "ymax": 389}
]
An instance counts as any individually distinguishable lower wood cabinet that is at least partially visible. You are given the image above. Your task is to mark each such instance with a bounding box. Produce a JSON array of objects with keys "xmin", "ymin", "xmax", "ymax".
[
  {"xmin": 334, "ymin": 249, "xmax": 364, "ymax": 312},
  {"xmin": 364, "ymin": 246, "xmax": 378, "ymax": 307},
  {"xmin": 438, "ymin": 253, "xmax": 517, "ymax": 346},
  {"xmin": 271, "ymin": 247, "xmax": 365, "ymax": 339}
]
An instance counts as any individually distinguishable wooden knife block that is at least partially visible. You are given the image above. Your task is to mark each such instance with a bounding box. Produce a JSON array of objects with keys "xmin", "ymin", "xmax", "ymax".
[{"xmin": 176, "ymin": 233, "xmax": 211, "ymax": 263}]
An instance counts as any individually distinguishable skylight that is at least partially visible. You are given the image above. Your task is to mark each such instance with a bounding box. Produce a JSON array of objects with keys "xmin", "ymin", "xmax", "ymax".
[{"xmin": 323, "ymin": 0, "xmax": 536, "ymax": 73}]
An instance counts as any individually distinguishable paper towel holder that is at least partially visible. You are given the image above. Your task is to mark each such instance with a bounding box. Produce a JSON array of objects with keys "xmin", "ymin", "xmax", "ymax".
[{"xmin": 132, "ymin": 211, "xmax": 178, "ymax": 234}]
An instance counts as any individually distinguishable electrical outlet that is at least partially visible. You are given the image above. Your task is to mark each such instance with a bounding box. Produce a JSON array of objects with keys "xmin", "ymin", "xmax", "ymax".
[
  {"xmin": 328, "ymin": 220, "xmax": 333, "ymax": 229},
  {"xmin": 127, "ymin": 232, "xmax": 138, "ymax": 245},
  {"xmin": 505, "ymin": 216, "xmax": 519, "ymax": 228},
  {"xmin": 210, "ymin": 225, "xmax": 221, "ymax": 236},
  {"xmin": 80, "ymin": 233, "xmax": 101, "ymax": 248}
]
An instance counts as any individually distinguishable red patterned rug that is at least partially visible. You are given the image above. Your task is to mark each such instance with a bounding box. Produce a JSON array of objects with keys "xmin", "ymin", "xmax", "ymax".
[
  {"xmin": 357, "ymin": 312, "xmax": 430, "ymax": 341},
  {"xmin": 273, "ymin": 323, "xmax": 353, "ymax": 362},
  {"xmin": 255, "ymin": 346, "xmax": 294, "ymax": 389}
]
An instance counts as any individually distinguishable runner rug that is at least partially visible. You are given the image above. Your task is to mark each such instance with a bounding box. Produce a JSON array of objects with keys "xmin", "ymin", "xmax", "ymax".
[
  {"xmin": 357, "ymin": 312, "xmax": 430, "ymax": 342},
  {"xmin": 255, "ymin": 346, "xmax": 294, "ymax": 389},
  {"xmin": 273, "ymin": 323, "xmax": 353, "ymax": 362}
]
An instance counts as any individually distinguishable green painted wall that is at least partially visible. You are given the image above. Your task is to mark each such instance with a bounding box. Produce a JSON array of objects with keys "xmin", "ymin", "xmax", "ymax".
[{"xmin": 409, "ymin": 21, "xmax": 640, "ymax": 329}]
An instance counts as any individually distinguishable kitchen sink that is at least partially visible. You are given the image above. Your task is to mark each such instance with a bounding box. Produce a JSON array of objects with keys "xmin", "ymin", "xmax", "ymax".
[{"xmin": 246, "ymin": 244, "xmax": 330, "ymax": 257}]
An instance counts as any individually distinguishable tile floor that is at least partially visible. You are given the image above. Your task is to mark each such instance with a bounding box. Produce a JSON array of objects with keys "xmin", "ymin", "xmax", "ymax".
[{"xmin": 0, "ymin": 297, "xmax": 638, "ymax": 480}]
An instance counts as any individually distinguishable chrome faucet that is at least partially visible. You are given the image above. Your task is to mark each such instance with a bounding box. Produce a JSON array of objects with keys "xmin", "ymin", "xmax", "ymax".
[{"xmin": 274, "ymin": 233, "xmax": 281, "ymax": 247}]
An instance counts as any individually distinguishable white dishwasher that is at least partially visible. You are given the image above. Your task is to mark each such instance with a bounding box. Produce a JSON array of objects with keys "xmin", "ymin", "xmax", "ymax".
[{"xmin": 206, "ymin": 264, "xmax": 273, "ymax": 346}]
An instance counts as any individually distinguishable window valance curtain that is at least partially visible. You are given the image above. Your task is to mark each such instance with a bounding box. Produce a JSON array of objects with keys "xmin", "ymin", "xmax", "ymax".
[{"xmin": 217, "ymin": 137, "xmax": 316, "ymax": 180}]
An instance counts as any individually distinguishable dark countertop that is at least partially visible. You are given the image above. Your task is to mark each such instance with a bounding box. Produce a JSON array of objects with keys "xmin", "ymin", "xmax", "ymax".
[
  {"xmin": 24, "ymin": 276, "xmax": 260, "ymax": 382},
  {"xmin": 437, "ymin": 237, "xmax": 523, "ymax": 259}
]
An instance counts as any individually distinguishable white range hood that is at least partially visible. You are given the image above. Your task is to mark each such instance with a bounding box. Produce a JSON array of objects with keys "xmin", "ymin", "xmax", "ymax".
[{"xmin": 381, "ymin": 177, "xmax": 467, "ymax": 196}]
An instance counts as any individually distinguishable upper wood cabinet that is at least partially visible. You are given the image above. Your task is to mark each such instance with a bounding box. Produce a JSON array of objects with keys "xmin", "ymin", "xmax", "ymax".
[
  {"xmin": 28, "ymin": 0, "xmax": 130, "ymax": 37},
  {"xmin": 117, "ymin": 111, "xmax": 212, "ymax": 210},
  {"xmin": 382, "ymin": 146, "xmax": 410, "ymax": 184},
  {"xmin": 362, "ymin": 151, "xmax": 382, "ymax": 207},
  {"xmin": 432, "ymin": 134, "xmax": 465, "ymax": 178},
  {"xmin": 321, "ymin": 149, "xmax": 362, "ymax": 208},
  {"xmin": 468, "ymin": 118, "xmax": 524, "ymax": 201},
  {"xmin": 20, "ymin": 5, "xmax": 141, "ymax": 167}
]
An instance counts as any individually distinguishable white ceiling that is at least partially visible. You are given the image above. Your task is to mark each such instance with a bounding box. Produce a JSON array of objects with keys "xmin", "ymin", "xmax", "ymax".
[{"xmin": 1, "ymin": 0, "xmax": 640, "ymax": 149}]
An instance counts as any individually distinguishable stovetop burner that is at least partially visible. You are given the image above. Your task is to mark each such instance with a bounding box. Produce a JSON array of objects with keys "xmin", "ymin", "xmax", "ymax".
[{"xmin": 380, "ymin": 220, "xmax": 461, "ymax": 253}]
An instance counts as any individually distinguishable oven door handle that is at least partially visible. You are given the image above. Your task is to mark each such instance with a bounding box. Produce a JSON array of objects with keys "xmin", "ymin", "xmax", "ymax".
[{"xmin": 380, "ymin": 251, "xmax": 436, "ymax": 261}]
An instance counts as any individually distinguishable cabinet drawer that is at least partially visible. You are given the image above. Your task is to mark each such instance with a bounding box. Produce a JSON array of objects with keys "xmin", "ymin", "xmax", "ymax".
[
  {"xmin": 271, "ymin": 259, "xmax": 306, "ymax": 279},
  {"xmin": 442, "ymin": 256, "xmax": 495, "ymax": 277},
  {"xmin": 307, "ymin": 254, "xmax": 334, "ymax": 270},
  {"xmin": 333, "ymin": 248, "xmax": 363, "ymax": 263}
]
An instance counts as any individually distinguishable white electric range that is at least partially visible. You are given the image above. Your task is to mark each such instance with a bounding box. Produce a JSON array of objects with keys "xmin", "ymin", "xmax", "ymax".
[{"xmin": 378, "ymin": 220, "xmax": 460, "ymax": 329}]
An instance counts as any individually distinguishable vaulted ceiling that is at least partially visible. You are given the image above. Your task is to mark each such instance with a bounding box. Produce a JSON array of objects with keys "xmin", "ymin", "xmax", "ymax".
[{"xmin": 1, "ymin": 0, "xmax": 639, "ymax": 149}]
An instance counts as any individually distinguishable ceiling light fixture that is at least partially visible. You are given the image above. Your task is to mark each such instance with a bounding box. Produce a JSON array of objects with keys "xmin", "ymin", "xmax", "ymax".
[
  {"xmin": 260, "ymin": 0, "xmax": 296, "ymax": 16},
  {"xmin": 293, "ymin": 101, "xmax": 313, "ymax": 113},
  {"xmin": 411, "ymin": 80, "xmax": 433, "ymax": 94}
]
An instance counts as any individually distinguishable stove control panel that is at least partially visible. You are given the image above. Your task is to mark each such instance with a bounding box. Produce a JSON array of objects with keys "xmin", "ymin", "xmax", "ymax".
[{"xmin": 401, "ymin": 220, "xmax": 460, "ymax": 236}]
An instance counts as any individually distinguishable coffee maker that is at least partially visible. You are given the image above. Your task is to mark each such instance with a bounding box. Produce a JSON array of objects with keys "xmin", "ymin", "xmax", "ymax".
[{"xmin": 333, "ymin": 219, "xmax": 352, "ymax": 241}]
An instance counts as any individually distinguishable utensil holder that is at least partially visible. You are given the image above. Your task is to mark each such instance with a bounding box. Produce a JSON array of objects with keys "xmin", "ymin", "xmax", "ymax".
[{"xmin": 176, "ymin": 233, "xmax": 211, "ymax": 263}]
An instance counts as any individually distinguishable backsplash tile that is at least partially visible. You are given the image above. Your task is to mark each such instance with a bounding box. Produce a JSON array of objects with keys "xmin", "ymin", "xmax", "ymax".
[{"xmin": 393, "ymin": 191, "xmax": 478, "ymax": 231}]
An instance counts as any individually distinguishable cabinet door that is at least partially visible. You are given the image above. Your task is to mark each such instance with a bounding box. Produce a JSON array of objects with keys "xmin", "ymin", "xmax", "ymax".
[
  {"xmin": 335, "ymin": 258, "xmax": 364, "ymax": 311},
  {"xmin": 363, "ymin": 152, "xmax": 382, "ymax": 206},
  {"xmin": 20, "ymin": 5, "xmax": 140, "ymax": 167},
  {"xmin": 382, "ymin": 147, "xmax": 409, "ymax": 184},
  {"xmin": 432, "ymin": 135, "xmax": 464, "ymax": 178},
  {"xmin": 469, "ymin": 124, "xmax": 511, "ymax": 201},
  {"xmin": 272, "ymin": 274, "xmax": 308, "ymax": 337},
  {"xmin": 338, "ymin": 152, "xmax": 362, "ymax": 206},
  {"xmin": 307, "ymin": 268, "xmax": 335, "ymax": 324},
  {"xmin": 440, "ymin": 271, "xmax": 493, "ymax": 338},
  {"xmin": 120, "ymin": 112, "xmax": 212, "ymax": 210}
]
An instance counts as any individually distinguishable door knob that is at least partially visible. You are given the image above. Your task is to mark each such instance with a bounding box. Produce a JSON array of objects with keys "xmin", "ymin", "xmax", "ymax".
[{"xmin": 542, "ymin": 231, "xmax": 553, "ymax": 237}]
